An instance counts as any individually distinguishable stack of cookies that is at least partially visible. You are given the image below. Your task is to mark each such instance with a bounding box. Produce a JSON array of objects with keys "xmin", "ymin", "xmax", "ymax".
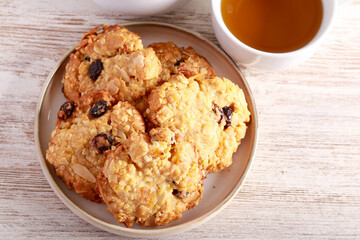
[{"xmin": 46, "ymin": 24, "xmax": 250, "ymax": 227}]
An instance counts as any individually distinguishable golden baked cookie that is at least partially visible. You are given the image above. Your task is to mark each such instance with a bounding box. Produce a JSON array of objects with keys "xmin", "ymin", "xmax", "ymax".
[
  {"xmin": 98, "ymin": 128, "xmax": 204, "ymax": 227},
  {"xmin": 62, "ymin": 24, "xmax": 162, "ymax": 106},
  {"xmin": 46, "ymin": 90, "xmax": 145, "ymax": 202},
  {"xmin": 149, "ymin": 41, "xmax": 217, "ymax": 81},
  {"xmin": 147, "ymin": 74, "xmax": 250, "ymax": 173},
  {"xmin": 133, "ymin": 41, "xmax": 217, "ymax": 113}
]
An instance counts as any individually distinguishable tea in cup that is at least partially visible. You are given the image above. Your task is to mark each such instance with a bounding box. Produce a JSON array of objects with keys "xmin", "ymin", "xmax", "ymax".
[{"xmin": 211, "ymin": 0, "xmax": 338, "ymax": 71}]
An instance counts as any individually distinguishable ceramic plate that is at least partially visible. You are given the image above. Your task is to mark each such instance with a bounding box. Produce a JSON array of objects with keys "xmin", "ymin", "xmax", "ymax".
[{"xmin": 35, "ymin": 22, "xmax": 258, "ymax": 237}]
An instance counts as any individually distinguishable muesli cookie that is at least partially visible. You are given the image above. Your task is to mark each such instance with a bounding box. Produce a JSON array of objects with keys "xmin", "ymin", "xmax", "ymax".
[
  {"xmin": 46, "ymin": 90, "xmax": 145, "ymax": 202},
  {"xmin": 133, "ymin": 41, "xmax": 217, "ymax": 113},
  {"xmin": 62, "ymin": 24, "xmax": 162, "ymax": 106},
  {"xmin": 98, "ymin": 128, "xmax": 204, "ymax": 227},
  {"xmin": 149, "ymin": 41, "xmax": 217, "ymax": 81},
  {"xmin": 147, "ymin": 74, "xmax": 250, "ymax": 173}
]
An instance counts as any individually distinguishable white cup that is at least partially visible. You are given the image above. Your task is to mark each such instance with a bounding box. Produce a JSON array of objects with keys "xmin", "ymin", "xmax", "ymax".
[
  {"xmin": 92, "ymin": 0, "xmax": 189, "ymax": 16},
  {"xmin": 211, "ymin": 0, "xmax": 340, "ymax": 71}
]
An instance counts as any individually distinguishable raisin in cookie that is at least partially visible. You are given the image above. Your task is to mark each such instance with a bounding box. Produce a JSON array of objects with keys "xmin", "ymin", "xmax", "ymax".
[
  {"xmin": 149, "ymin": 41, "xmax": 217, "ymax": 81},
  {"xmin": 63, "ymin": 24, "xmax": 162, "ymax": 106},
  {"xmin": 46, "ymin": 90, "xmax": 145, "ymax": 202},
  {"xmin": 147, "ymin": 74, "xmax": 250, "ymax": 173},
  {"xmin": 98, "ymin": 128, "xmax": 204, "ymax": 227}
]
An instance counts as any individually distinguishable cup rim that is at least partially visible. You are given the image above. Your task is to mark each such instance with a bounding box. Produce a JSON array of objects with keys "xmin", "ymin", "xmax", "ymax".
[{"xmin": 211, "ymin": 0, "xmax": 337, "ymax": 57}]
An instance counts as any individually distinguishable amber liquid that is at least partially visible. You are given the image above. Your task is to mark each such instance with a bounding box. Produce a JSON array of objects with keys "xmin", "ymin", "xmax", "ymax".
[{"xmin": 221, "ymin": 0, "xmax": 323, "ymax": 53}]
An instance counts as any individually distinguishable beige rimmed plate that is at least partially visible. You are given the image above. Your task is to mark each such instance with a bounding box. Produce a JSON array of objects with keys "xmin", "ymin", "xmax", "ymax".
[{"xmin": 34, "ymin": 22, "xmax": 258, "ymax": 237}]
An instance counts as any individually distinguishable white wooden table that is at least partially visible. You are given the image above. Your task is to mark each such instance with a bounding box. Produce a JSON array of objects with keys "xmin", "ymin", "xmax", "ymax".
[{"xmin": 1, "ymin": 0, "xmax": 359, "ymax": 239}]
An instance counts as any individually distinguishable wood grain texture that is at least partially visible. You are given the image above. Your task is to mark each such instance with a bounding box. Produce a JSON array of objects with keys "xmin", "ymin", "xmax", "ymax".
[{"xmin": 0, "ymin": 0, "xmax": 359, "ymax": 239}]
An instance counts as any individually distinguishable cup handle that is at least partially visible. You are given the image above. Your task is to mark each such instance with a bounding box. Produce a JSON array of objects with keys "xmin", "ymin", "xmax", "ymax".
[{"xmin": 337, "ymin": 0, "xmax": 349, "ymax": 5}]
